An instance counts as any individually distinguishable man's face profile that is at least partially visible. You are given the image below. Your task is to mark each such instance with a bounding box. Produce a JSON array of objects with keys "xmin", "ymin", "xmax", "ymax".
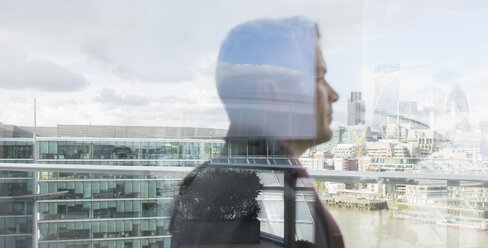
[{"xmin": 315, "ymin": 43, "xmax": 339, "ymax": 144}]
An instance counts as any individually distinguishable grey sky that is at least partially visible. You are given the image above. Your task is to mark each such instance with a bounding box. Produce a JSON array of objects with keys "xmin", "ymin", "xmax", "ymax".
[
  {"xmin": 94, "ymin": 88, "xmax": 150, "ymax": 106},
  {"xmin": 0, "ymin": 50, "xmax": 88, "ymax": 91},
  {"xmin": 0, "ymin": 0, "xmax": 487, "ymax": 130}
]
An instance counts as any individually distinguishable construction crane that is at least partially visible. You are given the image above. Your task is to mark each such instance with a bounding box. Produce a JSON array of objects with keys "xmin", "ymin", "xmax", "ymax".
[
  {"xmin": 354, "ymin": 128, "xmax": 365, "ymax": 191},
  {"xmin": 354, "ymin": 77, "xmax": 387, "ymax": 191}
]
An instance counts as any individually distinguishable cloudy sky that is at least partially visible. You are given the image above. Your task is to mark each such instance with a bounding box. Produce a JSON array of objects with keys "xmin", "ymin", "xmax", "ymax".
[{"xmin": 0, "ymin": 0, "xmax": 487, "ymax": 129}]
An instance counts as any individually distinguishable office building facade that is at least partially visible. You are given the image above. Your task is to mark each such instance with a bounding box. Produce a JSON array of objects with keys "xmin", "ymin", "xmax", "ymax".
[
  {"xmin": 0, "ymin": 125, "xmax": 317, "ymax": 247},
  {"xmin": 1, "ymin": 125, "xmax": 226, "ymax": 248},
  {"xmin": 347, "ymin": 92, "xmax": 365, "ymax": 125}
]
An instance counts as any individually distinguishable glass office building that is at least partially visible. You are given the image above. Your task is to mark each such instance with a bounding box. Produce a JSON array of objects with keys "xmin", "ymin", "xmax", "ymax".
[
  {"xmin": 0, "ymin": 125, "xmax": 226, "ymax": 248},
  {"xmin": 0, "ymin": 170, "xmax": 34, "ymax": 248},
  {"xmin": 35, "ymin": 138, "xmax": 224, "ymax": 166},
  {"xmin": 0, "ymin": 125, "xmax": 319, "ymax": 247},
  {"xmin": 0, "ymin": 138, "xmax": 35, "ymax": 247}
]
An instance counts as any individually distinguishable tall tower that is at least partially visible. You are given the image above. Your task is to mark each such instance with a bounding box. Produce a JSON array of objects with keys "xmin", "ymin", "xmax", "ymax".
[
  {"xmin": 347, "ymin": 91, "xmax": 365, "ymax": 125},
  {"xmin": 372, "ymin": 64, "xmax": 400, "ymax": 132},
  {"xmin": 398, "ymin": 101, "xmax": 418, "ymax": 124},
  {"xmin": 446, "ymin": 84, "xmax": 471, "ymax": 132}
]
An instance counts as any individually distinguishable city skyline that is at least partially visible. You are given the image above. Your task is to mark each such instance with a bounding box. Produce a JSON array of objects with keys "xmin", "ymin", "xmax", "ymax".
[
  {"xmin": 1, "ymin": 118, "xmax": 488, "ymax": 247},
  {"xmin": 1, "ymin": 1, "xmax": 488, "ymax": 247}
]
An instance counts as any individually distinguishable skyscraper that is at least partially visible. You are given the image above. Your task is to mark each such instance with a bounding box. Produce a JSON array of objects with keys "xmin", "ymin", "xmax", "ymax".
[
  {"xmin": 372, "ymin": 64, "xmax": 400, "ymax": 132},
  {"xmin": 445, "ymin": 84, "xmax": 471, "ymax": 133},
  {"xmin": 398, "ymin": 101, "xmax": 418, "ymax": 125},
  {"xmin": 347, "ymin": 91, "xmax": 365, "ymax": 125}
]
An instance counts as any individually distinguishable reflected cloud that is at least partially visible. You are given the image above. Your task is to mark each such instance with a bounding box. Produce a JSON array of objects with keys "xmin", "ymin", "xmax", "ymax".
[{"xmin": 216, "ymin": 17, "xmax": 316, "ymax": 138}]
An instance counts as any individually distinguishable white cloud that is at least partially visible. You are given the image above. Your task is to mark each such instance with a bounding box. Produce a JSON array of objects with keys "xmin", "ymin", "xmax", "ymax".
[
  {"xmin": 362, "ymin": 0, "xmax": 487, "ymax": 38},
  {"xmin": 94, "ymin": 88, "xmax": 149, "ymax": 106},
  {"xmin": 0, "ymin": 0, "xmax": 486, "ymax": 129},
  {"xmin": 0, "ymin": 50, "xmax": 88, "ymax": 91}
]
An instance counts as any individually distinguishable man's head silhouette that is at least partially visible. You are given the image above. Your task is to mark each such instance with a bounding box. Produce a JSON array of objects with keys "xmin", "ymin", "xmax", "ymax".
[{"xmin": 216, "ymin": 17, "xmax": 338, "ymax": 146}]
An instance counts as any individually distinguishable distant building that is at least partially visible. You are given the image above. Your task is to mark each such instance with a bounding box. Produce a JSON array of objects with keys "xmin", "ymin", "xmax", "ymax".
[
  {"xmin": 405, "ymin": 183, "xmax": 447, "ymax": 205},
  {"xmin": 384, "ymin": 123, "xmax": 408, "ymax": 140},
  {"xmin": 346, "ymin": 159, "xmax": 359, "ymax": 171},
  {"xmin": 393, "ymin": 143, "xmax": 416, "ymax": 158},
  {"xmin": 347, "ymin": 92, "xmax": 365, "ymax": 125},
  {"xmin": 366, "ymin": 139, "xmax": 418, "ymax": 158},
  {"xmin": 301, "ymin": 151, "xmax": 335, "ymax": 170},
  {"xmin": 367, "ymin": 157, "xmax": 418, "ymax": 172},
  {"xmin": 450, "ymin": 130, "xmax": 483, "ymax": 156},
  {"xmin": 365, "ymin": 139, "xmax": 419, "ymax": 172},
  {"xmin": 398, "ymin": 101, "xmax": 418, "ymax": 123},
  {"xmin": 366, "ymin": 141, "xmax": 394, "ymax": 158},
  {"xmin": 332, "ymin": 144, "xmax": 358, "ymax": 158},
  {"xmin": 300, "ymin": 157, "xmax": 329, "ymax": 170},
  {"xmin": 406, "ymin": 129, "xmax": 443, "ymax": 156},
  {"xmin": 445, "ymin": 84, "xmax": 471, "ymax": 133},
  {"xmin": 311, "ymin": 124, "xmax": 374, "ymax": 153},
  {"xmin": 330, "ymin": 143, "xmax": 360, "ymax": 171},
  {"xmin": 325, "ymin": 182, "xmax": 346, "ymax": 194},
  {"xmin": 420, "ymin": 149, "xmax": 488, "ymax": 174},
  {"xmin": 372, "ymin": 64, "xmax": 400, "ymax": 132},
  {"xmin": 449, "ymin": 184, "xmax": 488, "ymax": 211},
  {"xmin": 404, "ymin": 180, "xmax": 488, "ymax": 217}
]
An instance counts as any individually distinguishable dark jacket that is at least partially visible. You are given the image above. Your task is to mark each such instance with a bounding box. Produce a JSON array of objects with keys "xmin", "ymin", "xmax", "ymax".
[{"xmin": 170, "ymin": 141, "xmax": 344, "ymax": 247}]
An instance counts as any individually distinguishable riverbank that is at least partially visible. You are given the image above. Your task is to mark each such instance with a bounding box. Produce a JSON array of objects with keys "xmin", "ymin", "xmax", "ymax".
[{"xmin": 322, "ymin": 197, "xmax": 388, "ymax": 211}]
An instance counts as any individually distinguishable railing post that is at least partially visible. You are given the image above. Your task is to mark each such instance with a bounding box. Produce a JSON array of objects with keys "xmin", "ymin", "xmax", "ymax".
[
  {"xmin": 284, "ymin": 169, "xmax": 297, "ymax": 248},
  {"xmin": 447, "ymin": 180, "xmax": 460, "ymax": 248},
  {"xmin": 32, "ymin": 172, "xmax": 38, "ymax": 248}
]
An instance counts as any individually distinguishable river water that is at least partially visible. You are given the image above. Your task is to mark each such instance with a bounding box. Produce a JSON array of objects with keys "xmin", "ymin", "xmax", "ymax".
[{"xmin": 328, "ymin": 208, "xmax": 488, "ymax": 248}]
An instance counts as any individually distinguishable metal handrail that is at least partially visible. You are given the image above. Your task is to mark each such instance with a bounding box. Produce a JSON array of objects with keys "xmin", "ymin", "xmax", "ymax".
[{"xmin": 1, "ymin": 163, "xmax": 487, "ymax": 184}]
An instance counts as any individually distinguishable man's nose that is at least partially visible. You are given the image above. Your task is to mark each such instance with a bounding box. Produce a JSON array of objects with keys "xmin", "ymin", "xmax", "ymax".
[{"xmin": 329, "ymin": 87, "xmax": 339, "ymax": 103}]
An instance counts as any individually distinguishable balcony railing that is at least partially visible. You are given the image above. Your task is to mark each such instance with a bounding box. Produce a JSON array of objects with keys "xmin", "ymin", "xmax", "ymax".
[{"xmin": 1, "ymin": 162, "xmax": 487, "ymax": 248}]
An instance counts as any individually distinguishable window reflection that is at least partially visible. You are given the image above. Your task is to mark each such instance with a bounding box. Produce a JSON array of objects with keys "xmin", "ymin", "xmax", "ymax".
[
  {"xmin": 0, "ymin": 141, "xmax": 33, "ymax": 159},
  {"xmin": 33, "ymin": 139, "xmax": 224, "ymax": 163}
]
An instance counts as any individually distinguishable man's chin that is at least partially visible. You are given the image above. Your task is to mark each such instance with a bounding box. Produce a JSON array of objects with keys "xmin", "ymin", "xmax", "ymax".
[{"xmin": 315, "ymin": 128, "xmax": 333, "ymax": 145}]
